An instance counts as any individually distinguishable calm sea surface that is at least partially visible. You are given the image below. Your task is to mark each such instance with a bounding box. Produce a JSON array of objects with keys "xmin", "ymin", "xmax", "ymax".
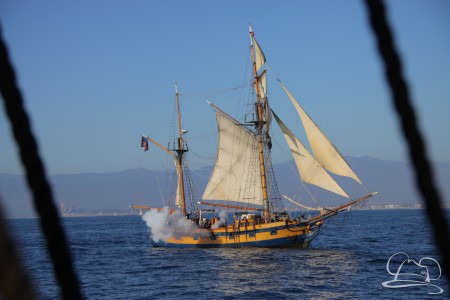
[{"xmin": 7, "ymin": 210, "xmax": 450, "ymax": 299}]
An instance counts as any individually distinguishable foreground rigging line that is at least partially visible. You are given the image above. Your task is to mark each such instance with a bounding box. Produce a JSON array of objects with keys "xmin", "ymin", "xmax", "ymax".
[
  {"xmin": 365, "ymin": 0, "xmax": 450, "ymax": 285},
  {"xmin": 0, "ymin": 24, "xmax": 83, "ymax": 299}
]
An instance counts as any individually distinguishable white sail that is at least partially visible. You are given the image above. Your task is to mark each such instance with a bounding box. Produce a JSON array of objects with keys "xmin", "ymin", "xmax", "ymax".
[
  {"xmin": 259, "ymin": 70, "xmax": 267, "ymax": 99},
  {"xmin": 280, "ymin": 83, "xmax": 363, "ymax": 185},
  {"xmin": 202, "ymin": 111, "xmax": 264, "ymax": 205},
  {"xmin": 253, "ymin": 38, "xmax": 266, "ymax": 73},
  {"xmin": 273, "ymin": 111, "xmax": 349, "ymax": 198}
]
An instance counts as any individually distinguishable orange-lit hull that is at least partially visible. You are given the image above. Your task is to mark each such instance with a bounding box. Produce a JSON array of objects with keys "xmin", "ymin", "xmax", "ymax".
[{"xmin": 151, "ymin": 219, "xmax": 322, "ymax": 248}]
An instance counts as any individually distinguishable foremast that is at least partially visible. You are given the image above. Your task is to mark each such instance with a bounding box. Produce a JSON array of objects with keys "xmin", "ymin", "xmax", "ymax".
[
  {"xmin": 142, "ymin": 85, "xmax": 188, "ymax": 217},
  {"xmin": 249, "ymin": 25, "xmax": 270, "ymax": 221},
  {"xmin": 174, "ymin": 85, "xmax": 188, "ymax": 216}
]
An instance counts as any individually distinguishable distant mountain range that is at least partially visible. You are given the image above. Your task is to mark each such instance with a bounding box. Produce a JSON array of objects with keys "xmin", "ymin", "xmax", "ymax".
[{"xmin": 1, "ymin": 156, "xmax": 449, "ymax": 218}]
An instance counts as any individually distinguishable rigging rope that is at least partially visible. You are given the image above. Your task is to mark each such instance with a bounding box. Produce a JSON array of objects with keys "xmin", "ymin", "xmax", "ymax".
[
  {"xmin": 188, "ymin": 168, "xmax": 211, "ymax": 180},
  {"xmin": 365, "ymin": 0, "xmax": 450, "ymax": 284},
  {"xmin": 179, "ymin": 81, "xmax": 252, "ymax": 99},
  {"xmin": 0, "ymin": 24, "xmax": 83, "ymax": 299}
]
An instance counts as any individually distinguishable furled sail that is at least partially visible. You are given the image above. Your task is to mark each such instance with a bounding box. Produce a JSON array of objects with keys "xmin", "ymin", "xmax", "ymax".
[
  {"xmin": 262, "ymin": 99, "xmax": 272, "ymax": 134},
  {"xmin": 273, "ymin": 112, "xmax": 350, "ymax": 198},
  {"xmin": 280, "ymin": 83, "xmax": 363, "ymax": 185},
  {"xmin": 173, "ymin": 160, "xmax": 183, "ymax": 208},
  {"xmin": 202, "ymin": 111, "xmax": 264, "ymax": 205},
  {"xmin": 259, "ymin": 71, "xmax": 272, "ymax": 132}
]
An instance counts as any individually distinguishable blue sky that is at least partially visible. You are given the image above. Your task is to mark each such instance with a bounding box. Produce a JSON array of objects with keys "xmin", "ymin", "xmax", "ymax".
[{"xmin": 1, "ymin": 1, "xmax": 449, "ymax": 175}]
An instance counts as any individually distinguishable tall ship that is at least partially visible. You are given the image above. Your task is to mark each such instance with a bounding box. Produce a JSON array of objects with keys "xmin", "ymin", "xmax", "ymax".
[{"xmin": 134, "ymin": 26, "xmax": 376, "ymax": 248}]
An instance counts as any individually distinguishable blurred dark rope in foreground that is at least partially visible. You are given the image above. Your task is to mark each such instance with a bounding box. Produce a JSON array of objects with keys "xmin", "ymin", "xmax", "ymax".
[
  {"xmin": 364, "ymin": 0, "xmax": 450, "ymax": 284},
  {"xmin": 0, "ymin": 24, "xmax": 84, "ymax": 299}
]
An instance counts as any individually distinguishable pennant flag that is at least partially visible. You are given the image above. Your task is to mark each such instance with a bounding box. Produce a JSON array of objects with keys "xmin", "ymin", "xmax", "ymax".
[{"xmin": 141, "ymin": 136, "xmax": 148, "ymax": 151}]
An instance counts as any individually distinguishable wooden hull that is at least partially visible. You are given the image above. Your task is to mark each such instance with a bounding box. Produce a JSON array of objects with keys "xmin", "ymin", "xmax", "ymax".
[{"xmin": 151, "ymin": 220, "xmax": 322, "ymax": 248}]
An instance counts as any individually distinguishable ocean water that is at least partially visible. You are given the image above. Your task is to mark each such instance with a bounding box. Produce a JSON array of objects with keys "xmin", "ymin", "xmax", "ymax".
[{"xmin": 7, "ymin": 210, "xmax": 450, "ymax": 299}]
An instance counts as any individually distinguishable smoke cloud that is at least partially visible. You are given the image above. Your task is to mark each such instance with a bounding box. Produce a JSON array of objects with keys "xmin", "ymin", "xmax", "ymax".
[
  {"xmin": 142, "ymin": 207, "xmax": 207, "ymax": 243},
  {"xmin": 211, "ymin": 210, "xmax": 228, "ymax": 229}
]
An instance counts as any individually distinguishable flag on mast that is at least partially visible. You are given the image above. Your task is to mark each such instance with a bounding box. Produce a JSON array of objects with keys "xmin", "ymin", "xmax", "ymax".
[{"xmin": 141, "ymin": 136, "xmax": 148, "ymax": 151}]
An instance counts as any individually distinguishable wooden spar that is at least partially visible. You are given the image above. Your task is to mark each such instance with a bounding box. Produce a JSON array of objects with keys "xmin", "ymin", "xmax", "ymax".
[
  {"xmin": 175, "ymin": 85, "xmax": 188, "ymax": 217},
  {"xmin": 143, "ymin": 135, "xmax": 176, "ymax": 159},
  {"xmin": 198, "ymin": 201, "xmax": 263, "ymax": 211},
  {"xmin": 249, "ymin": 26, "xmax": 270, "ymax": 219},
  {"xmin": 129, "ymin": 205, "xmax": 152, "ymax": 210},
  {"xmin": 307, "ymin": 192, "xmax": 378, "ymax": 225},
  {"xmin": 129, "ymin": 205, "xmax": 177, "ymax": 213},
  {"xmin": 207, "ymin": 101, "xmax": 241, "ymax": 124}
]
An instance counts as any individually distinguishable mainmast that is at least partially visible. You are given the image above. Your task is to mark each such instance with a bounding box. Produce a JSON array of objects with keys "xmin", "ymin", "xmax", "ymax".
[
  {"xmin": 249, "ymin": 25, "xmax": 270, "ymax": 220},
  {"xmin": 174, "ymin": 84, "xmax": 188, "ymax": 217}
]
